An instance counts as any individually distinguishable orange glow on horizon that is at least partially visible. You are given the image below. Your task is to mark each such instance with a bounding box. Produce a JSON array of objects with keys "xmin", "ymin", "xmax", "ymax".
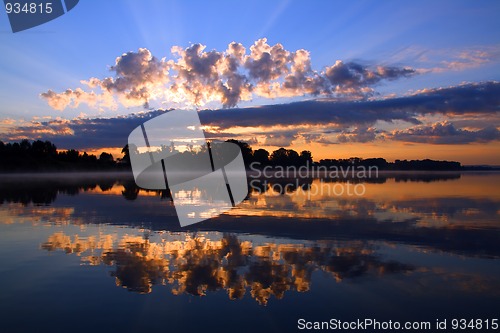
[
  {"xmin": 74, "ymin": 147, "xmax": 125, "ymax": 160},
  {"xmin": 253, "ymin": 141, "xmax": 500, "ymax": 165},
  {"xmin": 83, "ymin": 141, "xmax": 500, "ymax": 165}
]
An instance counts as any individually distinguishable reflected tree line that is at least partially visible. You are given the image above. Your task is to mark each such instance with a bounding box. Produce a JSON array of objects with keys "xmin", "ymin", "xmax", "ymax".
[
  {"xmin": 0, "ymin": 173, "xmax": 462, "ymax": 205},
  {"xmin": 0, "ymin": 139, "xmax": 465, "ymax": 172},
  {"xmin": 0, "ymin": 177, "xmax": 138, "ymax": 205},
  {"xmin": 40, "ymin": 232, "xmax": 413, "ymax": 304}
]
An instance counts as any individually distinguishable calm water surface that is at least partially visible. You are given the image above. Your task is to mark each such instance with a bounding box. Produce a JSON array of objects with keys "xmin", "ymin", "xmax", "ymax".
[{"xmin": 0, "ymin": 172, "xmax": 499, "ymax": 332}]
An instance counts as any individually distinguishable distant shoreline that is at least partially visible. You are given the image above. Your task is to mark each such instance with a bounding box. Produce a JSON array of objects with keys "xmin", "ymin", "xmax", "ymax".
[
  {"xmin": 1, "ymin": 169, "xmax": 499, "ymax": 179},
  {"xmin": 2, "ymin": 139, "xmax": 499, "ymax": 175}
]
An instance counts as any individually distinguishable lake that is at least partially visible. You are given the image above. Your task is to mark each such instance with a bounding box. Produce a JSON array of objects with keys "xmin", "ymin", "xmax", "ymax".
[{"xmin": 0, "ymin": 172, "xmax": 499, "ymax": 332}]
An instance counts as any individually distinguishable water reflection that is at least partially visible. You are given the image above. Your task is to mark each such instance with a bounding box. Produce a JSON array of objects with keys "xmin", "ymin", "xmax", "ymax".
[
  {"xmin": 0, "ymin": 174, "xmax": 157, "ymax": 205},
  {"xmin": 0, "ymin": 172, "xmax": 462, "ymax": 205},
  {"xmin": 0, "ymin": 172, "xmax": 499, "ymax": 332},
  {"xmin": 41, "ymin": 231, "xmax": 414, "ymax": 304},
  {"xmin": 1, "ymin": 173, "xmax": 499, "ymax": 258}
]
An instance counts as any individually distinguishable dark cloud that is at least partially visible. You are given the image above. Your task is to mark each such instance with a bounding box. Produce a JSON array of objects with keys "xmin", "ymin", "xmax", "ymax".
[
  {"xmin": 198, "ymin": 81, "xmax": 500, "ymax": 128},
  {"xmin": 325, "ymin": 61, "xmax": 414, "ymax": 87},
  {"xmin": 5, "ymin": 82, "xmax": 499, "ymax": 149},
  {"xmin": 387, "ymin": 121, "xmax": 500, "ymax": 144},
  {"xmin": 4, "ymin": 111, "xmax": 167, "ymax": 149}
]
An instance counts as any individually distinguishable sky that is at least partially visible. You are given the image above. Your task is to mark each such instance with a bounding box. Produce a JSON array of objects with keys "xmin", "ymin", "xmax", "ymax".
[{"xmin": 1, "ymin": 0, "xmax": 499, "ymax": 164}]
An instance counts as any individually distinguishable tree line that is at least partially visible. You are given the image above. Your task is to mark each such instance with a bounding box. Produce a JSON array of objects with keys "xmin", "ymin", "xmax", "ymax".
[
  {"xmin": 0, "ymin": 139, "xmax": 462, "ymax": 172},
  {"xmin": 226, "ymin": 140, "xmax": 462, "ymax": 171},
  {"xmin": 0, "ymin": 139, "xmax": 123, "ymax": 171}
]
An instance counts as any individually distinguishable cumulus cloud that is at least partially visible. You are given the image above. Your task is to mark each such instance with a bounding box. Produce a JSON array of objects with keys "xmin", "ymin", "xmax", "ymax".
[
  {"xmin": 167, "ymin": 42, "xmax": 253, "ymax": 108},
  {"xmin": 40, "ymin": 88, "xmax": 116, "ymax": 111},
  {"xmin": 41, "ymin": 38, "xmax": 416, "ymax": 110}
]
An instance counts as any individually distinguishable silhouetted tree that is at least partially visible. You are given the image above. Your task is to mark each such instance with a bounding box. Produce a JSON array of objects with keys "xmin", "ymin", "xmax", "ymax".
[
  {"xmin": 270, "ymin": 148, "xmax": 302, "ymax": 166},
  {"xmin": 288, "ymin": 150, "xmax": 300, "ymax": 166},
  {"xmin": 31, "ymin": 140, "xmax": 57, "ymax": 159},
  {"xmin": 99, "ymin": 152, "xmax": 114, "ymax": 164},
  {"xmin": 226, "ymin": 139, "xmax": 253, "ymax": 166},
  {"xmin": 253, "ymin": 148, "xmax": 270, "ymax": 166},
  {"xmin": 59, "ymin": 149, "xmax": 80, "ymax": 163},
  {"xmin": 0, "ymin": 140, "xmax": 124, "ymax": 171},
  {"xmin": 122, "ymin": 181, "xmax": 140, "ymax": 200},
  {"xmin": 121, "ymin": 144, "xmax": 131, "ymax": 165},
  {"xmin": 299, "ymin": 150, "xmax": 313, "ymax": 166},
  {"xmin": 0, "ymin": 139, "xmax": 464, "ymax": 172},
  {"xmin": 81, "ymin": 152, "xmax": 97, "ymax": 164}
]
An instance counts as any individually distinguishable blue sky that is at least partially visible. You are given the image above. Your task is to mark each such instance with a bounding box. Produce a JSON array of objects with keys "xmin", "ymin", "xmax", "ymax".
[{"xmin": 1, "ymin": 0, "xmax": 500, "ymax": 163}]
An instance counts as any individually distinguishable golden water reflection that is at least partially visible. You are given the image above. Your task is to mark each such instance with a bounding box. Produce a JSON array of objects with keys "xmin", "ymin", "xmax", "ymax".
[
  {"xmin": 231, "ymin": 175, "xmax": 500, "ymax": 229},
  {"xmin": 1, "ymin": 173, "xmax": 497, "ymax": 309},
  {"xmin": 41, "ymin": 231, "xmax": 413, "ymax": 304},
  {"xmin": 2, "ymin": 174, "xmax": 499, "ymax": 230}
]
